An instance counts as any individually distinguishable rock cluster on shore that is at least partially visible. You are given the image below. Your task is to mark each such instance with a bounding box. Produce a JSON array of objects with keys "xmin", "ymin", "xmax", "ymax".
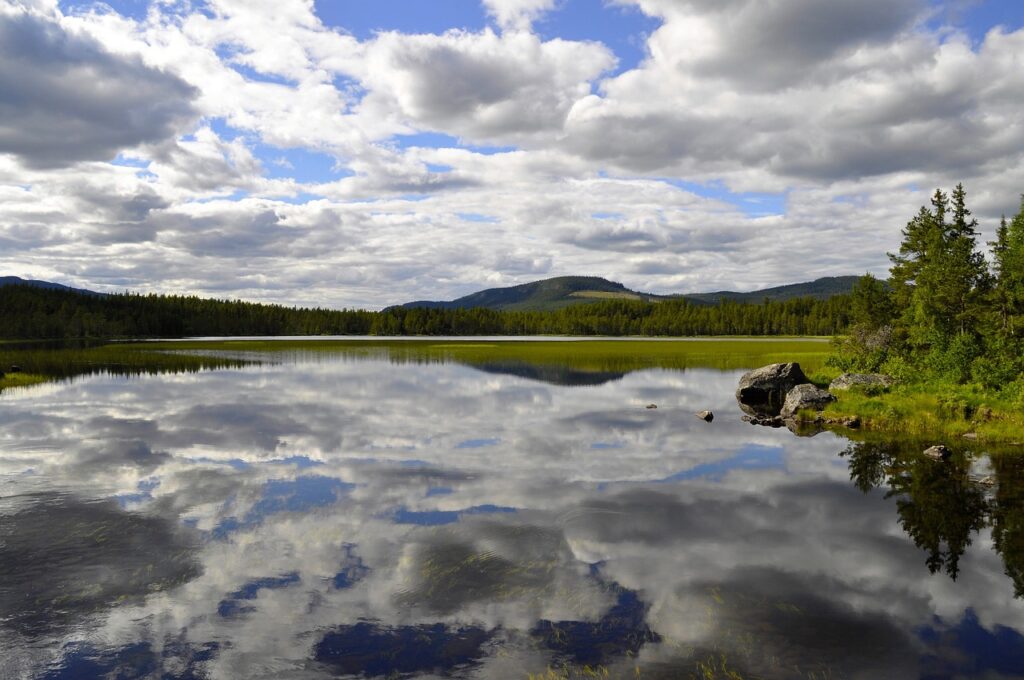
[{"xmin": 737, "ymin": 364, "xmax": 889, "ymax": 429}]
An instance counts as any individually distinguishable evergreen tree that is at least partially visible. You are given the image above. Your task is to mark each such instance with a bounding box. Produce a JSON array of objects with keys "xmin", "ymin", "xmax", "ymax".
[
  {"xmin": 887, "ymin": 185, "xmax": 989, "ymax": 376},
  {"xmin": 991, "ymin": 196, "xmax": 1024, "ymax": 339},
  {"xmin": 945, "ymin": 183, "xmax": 989, "ymax": 335},
  {"xmin": 849, "ymin": 273, "xmax": 893, "ymax": 329}
]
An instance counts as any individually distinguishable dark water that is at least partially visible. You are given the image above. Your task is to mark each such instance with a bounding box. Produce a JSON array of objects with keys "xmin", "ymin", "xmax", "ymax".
[{"xmin": 1, "ymin": 353, "xmax": 1023, "ymax": 679}]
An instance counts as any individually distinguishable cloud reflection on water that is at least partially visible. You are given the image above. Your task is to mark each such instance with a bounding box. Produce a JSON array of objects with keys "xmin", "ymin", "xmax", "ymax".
[{"xmin": 0, "ymin": 357, "xmax": 1022, "ymax": 678}]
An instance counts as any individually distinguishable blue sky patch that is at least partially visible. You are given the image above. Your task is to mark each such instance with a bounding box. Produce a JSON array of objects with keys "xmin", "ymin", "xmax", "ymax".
[
  {"xmin": 666, "ymin": 179, "xmax": 787, "ymax": 217},
  {"xmin": 314, "ymin": 0, "xmax": 488, "ymax": 40},
  {"xmin": 213, "ymin": 475, "xmax": 355, "ymax": 538},
  {"xmin": 457, "ymin": 213, "xmax": 500, "ymax": 224},
  {"xmin": 218, "ymin": 572, "xmax": 301, "ymax": 617},
  {"xmin": 455, "ymin": 437, "xmax": 500, "ymax": 449},
  {"xmin": 393, "ymin": 504, "xmax": 516, "ymax": 526},
  {"xmin": 535, "ymin": 0, "xmax": 661, "ymax": 74},
  {"xmin": 660, "ymin": 444, "xmax": 785, "ymax": 483}
]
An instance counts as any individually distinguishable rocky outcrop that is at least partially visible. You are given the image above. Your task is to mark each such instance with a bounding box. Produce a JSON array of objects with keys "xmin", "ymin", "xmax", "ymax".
[
  {"xmin": 735, "ymin": 363, "xmax": 809, "ymax": 415},
  {"xmin": 828, "ymin": 373, "xmax": 893, "ymax": 391},
  {"xmin": 780, "ymin": 384, "xmax": 836, "ymax": 418}
]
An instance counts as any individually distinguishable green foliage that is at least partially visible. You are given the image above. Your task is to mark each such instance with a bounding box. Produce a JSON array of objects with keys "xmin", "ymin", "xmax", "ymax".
[
  {"xmin": 848, "ymin": 273, "xmax": 894, "ymax": 329},
  {"xmin": 827, "ymin": 325, "xmax": 895, "ymax": 373},
  {"xmin": 837, "ymin": 185, "xmax": 1018, "ymax": 386},
  {"xmin": 0, "ymin": 285, "xmax": 375, "ymax": 338},
  {"xmin": 991, "ymin": 195, "xmax": 1024, "ymax": 339},
  {"xmin": 0, "ymin": 284, "xmax": 852, "ymax": 340}
]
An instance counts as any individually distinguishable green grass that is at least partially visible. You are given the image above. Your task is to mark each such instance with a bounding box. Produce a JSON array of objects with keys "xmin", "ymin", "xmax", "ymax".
[
  {"xmin": 823, "ymin": 383, "xmax": 1024, "ymax": 443},
  {"xmin": 136, "ymin": 338, "xmax": 832, "ymax": 373}
]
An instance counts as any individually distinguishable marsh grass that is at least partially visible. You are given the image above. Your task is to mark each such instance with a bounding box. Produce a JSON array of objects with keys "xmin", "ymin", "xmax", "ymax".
[
  {"xmin": 824, "ymin": 384, "xmax": 1024, "ymax": 443},
  {"xmin": 141, "ymin": 338, "xmax": 832, "ymax": 374},
  {"xmin": 0, "ymin": 343, "xmax": 250, "ymax": 392}
]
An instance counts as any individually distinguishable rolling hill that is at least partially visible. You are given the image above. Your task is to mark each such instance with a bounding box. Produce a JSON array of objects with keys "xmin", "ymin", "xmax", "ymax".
[
  {"xmin": 398, "ymin": 275, "xmax": 859, "ymax": 312},
  {"xmin": 0, "ymin": 276, "xmax": 104, "ymax": 297},
  {"xmin": 398, "ymin": 276, "xmax": 661, "ymax": 312},
  {"xmin": 683, "ymin": 276, "xmax": 861, "ymax": 305}
]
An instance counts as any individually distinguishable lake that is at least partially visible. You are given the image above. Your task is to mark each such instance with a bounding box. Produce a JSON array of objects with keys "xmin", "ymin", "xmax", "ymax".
[{"xmin": 1, "ymin": 339, "xmax": 1023, "ymax": 679}]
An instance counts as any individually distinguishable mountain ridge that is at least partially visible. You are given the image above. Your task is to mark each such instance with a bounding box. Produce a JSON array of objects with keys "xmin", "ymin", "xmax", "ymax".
[
  {"xmin": 0, "ymin": 276, "xmax": 105, "ymax": 297},
  {"xmin": 397, "ymin": 275, "xmax": 860, "ymax": 312}
]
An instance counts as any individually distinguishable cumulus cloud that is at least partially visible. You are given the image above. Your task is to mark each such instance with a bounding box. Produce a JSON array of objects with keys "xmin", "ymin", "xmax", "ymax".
[
  {"xmin": 481, "ymin": 0, "xmax": 558, "ymax": 31},
  {"xmin": 564, "ymin": 0, "xmax": 1024, "ymax": 186},
  {"xmin": 360, "ymin": 28, "xmax": 614, "ymax": 144},
  {"xmin": 0, "ymin": 3, "xmax": 197, "ymax": 168},
  {"xmin": 1, "ymin": 0, "xmax": 1023, "ymax": 304}
]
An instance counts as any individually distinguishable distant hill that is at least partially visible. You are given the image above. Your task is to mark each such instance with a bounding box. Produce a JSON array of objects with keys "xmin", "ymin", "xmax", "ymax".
[
  {"xmin": 398, "ymin": 276, "xmax": 660, "ymax": 312},
  {"xmin": 683, "ymin": 276, "xmax": 861, "ymax": 305},
  {"xmin": 0, "ymin": 276, "xmax": 104, "ymax": 297},
  {"xmin": 398, "ymin": 275, "xmax": 859, "ymax": 312}
]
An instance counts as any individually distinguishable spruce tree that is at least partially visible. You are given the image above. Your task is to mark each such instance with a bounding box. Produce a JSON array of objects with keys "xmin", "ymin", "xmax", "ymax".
[
  {"xmin": 945, "ymin": 183, "xmax": 989, "ymax": 335},
  {"xmin": 993, "ymin": 195, "xmax": 1024, "ymax": 339}
]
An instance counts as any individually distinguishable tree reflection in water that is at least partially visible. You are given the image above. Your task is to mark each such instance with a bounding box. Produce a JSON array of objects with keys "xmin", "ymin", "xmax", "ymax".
[{"xmin": 841, "ymin": 439, "xmax": 1024, "ymax": 588}]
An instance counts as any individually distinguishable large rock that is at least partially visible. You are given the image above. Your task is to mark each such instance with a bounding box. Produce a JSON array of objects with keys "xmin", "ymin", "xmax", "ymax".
[
  {"xmin": 736, "ymin": 363, "xmax": 809, "ymax": 415},
  {"xmin": 781, "ymin": 384, "xmax": 836, "ymax": 418},
  {"xmin": 829, "ymin": 373, "xmax": 893, "ymax": 391}
]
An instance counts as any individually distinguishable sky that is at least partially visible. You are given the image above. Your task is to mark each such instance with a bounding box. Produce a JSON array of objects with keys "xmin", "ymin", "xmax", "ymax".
[{"xmin": 1, "ymin": 0, "xmax": 1023, "ymax": 309}]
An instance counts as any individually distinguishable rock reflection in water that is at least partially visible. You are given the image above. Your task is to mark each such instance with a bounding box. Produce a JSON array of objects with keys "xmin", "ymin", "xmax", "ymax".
[{"xmin": 1, "ymin": 355, "xmax": 1024, "ymax": 678}]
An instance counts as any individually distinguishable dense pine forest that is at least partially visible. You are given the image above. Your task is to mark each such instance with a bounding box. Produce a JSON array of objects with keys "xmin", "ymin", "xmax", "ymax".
[
  {"xmin": 0, "ymin": 284, "xmax": 851, "ymax": 339},
  {"xmin": 832, "ymin": 185, "xmax": 1024, "ymax": 392}
]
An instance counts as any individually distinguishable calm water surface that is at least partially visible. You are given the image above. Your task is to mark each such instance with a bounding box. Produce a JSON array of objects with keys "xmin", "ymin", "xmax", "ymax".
[{"xmin": 2, "ymin": 347, "xmax": 1023, "ymax": 678}]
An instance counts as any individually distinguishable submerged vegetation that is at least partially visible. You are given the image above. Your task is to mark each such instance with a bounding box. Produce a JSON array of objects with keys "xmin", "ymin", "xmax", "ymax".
[{"xmin": 825, "ymin": 187, "xmax": 1024, "ymax": 440}]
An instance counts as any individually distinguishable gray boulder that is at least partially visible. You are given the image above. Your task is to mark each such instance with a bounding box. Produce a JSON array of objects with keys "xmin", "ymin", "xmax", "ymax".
[
  {"xmin": 781, "ymin": 384, "xmax": 836, "ymax": 419},
  {"xmin": 736, "ymin": 363, "xmax": 809, "ymax": 415},
  {"xmin": 829, "ymin": 373, "xmax": 893, "ymax": 391},
  {"xmin": 696, "ymin": 410, "xmax": 714, "ymax": 422}
]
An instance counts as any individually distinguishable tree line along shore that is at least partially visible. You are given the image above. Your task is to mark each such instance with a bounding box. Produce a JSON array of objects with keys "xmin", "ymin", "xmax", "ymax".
[{"xmin": 0, "ymin": 284, "xmax": 850, "ymax": 339}]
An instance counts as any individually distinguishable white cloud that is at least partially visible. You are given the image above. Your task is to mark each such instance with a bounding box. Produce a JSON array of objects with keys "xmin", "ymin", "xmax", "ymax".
[
  {"xmin": 359, "ymin": 28, "xmax": 614, "ymax": 145},
  {"xmin": 0, "ymin": 0, "xmax": 1023, "ymax": 305},
  {"xmin": 481, "ymin": 0, "xmax": 558, "ymax": 31},
  {"xmin": 0, "ymin": 1, "xmax": 197, "ymax": 168}
]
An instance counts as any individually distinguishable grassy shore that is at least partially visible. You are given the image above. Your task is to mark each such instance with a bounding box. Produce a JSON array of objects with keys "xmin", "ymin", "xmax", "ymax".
[
  {"xmin": 820, "ymin": 382, "xmax": 1024, "ymax": 444},
  {"xmin": 139, "ymin": 337, "xmax": 832, "ymax": 373}
]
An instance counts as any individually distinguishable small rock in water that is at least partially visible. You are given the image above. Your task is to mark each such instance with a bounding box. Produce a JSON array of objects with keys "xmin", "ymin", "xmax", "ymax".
[
  {"xmin": 646, "ymin": 404, "xmax": 658, "ymax": 410},
  {"xmin": 696, "ymin": 410, "xmax": 714, "ymax": 422},
  {"xmin": 924, "ymin": 445, "xmax": 952, "ymax": 461},
  {"xmin": 976, "ymin": 476, "xmax": 996, "ymax": 487}
]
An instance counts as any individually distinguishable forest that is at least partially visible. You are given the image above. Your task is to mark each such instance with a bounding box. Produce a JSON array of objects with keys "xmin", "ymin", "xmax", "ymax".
[
  {"xmin": 832, "ymin": 185, "xmax": 1024, "ymax": 393},
  {"xmin": 0, "ymin": 283, "xmax": 851, "ymax": 339}
]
